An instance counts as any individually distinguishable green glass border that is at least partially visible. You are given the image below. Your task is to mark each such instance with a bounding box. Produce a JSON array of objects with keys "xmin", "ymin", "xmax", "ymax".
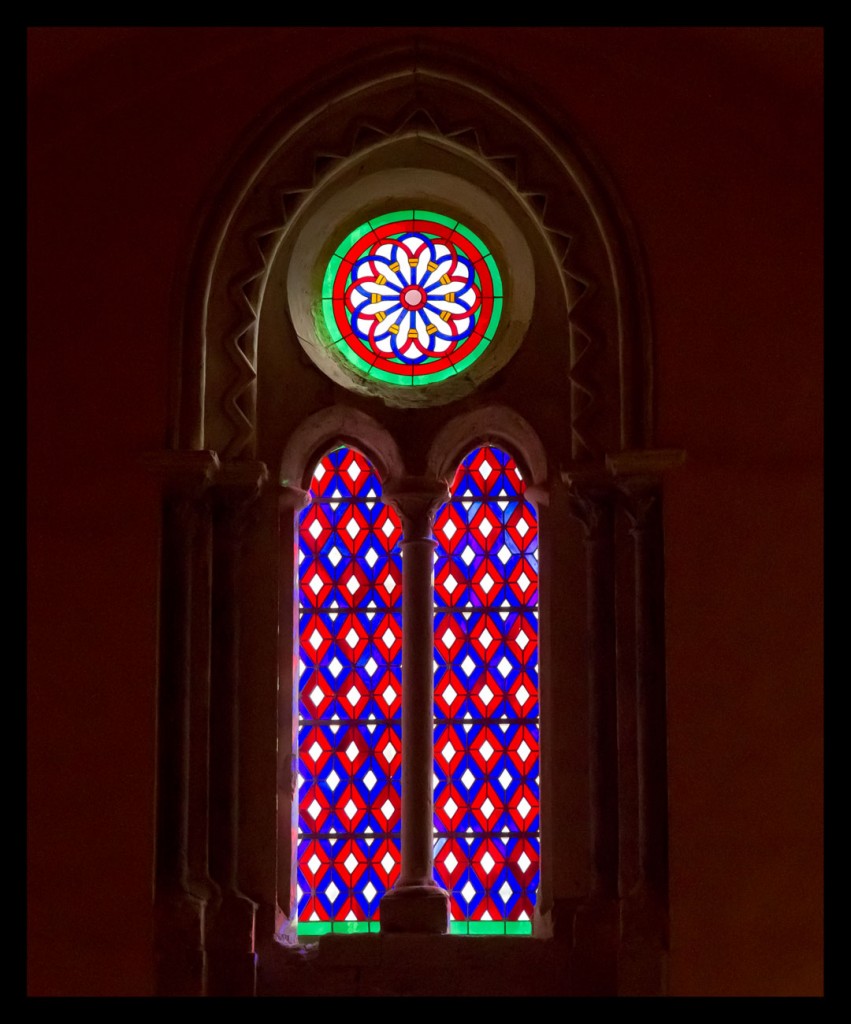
[{"xmin": 319, "ymin": 210, "xmax": 503, "ymax": 389}]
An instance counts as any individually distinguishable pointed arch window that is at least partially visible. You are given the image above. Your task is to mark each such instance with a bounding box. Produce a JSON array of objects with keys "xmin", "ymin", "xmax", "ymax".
[
  {"xmin": 296, "ymin": 446, "xmax": 403, "ymax": 934},
  {"xmin": 296, "ymin": 442, "xmax": 539, "ymax": 936},
  {"xmin": 433, "ymin": 445, "xmax": 539, "ymax": 934}
]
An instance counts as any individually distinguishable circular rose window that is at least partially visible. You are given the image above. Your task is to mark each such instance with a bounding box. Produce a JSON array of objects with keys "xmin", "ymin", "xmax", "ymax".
[
  {"xmin": 321, "ymin": 211, "xmax": 502, "ymax": 388},
  {"xmin": 285, "ymin": 164, "xmax": 534, "ymax": 408}
]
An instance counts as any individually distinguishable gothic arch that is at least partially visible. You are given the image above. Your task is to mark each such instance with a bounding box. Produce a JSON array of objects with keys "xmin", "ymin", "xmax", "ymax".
[{"xmin": 153, "ymin": 41, "xmax": 679, "ymax": 998}]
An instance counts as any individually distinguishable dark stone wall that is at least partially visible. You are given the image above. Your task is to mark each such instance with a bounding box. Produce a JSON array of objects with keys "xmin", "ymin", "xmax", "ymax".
[{"xmin": 27, "ymin": 26, "xmax": 823, "ymax": 997}]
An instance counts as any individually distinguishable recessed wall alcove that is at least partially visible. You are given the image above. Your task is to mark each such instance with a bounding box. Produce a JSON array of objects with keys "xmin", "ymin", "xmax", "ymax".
[{"xmin": 153, "ymin": 42, "xmax": 680, "ymax": 997}]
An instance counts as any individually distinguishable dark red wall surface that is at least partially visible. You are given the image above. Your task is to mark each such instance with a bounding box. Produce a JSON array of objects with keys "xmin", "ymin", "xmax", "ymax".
[{"xmin": 27, "ymin": 26, "xmax": 823, "ymax": 996}]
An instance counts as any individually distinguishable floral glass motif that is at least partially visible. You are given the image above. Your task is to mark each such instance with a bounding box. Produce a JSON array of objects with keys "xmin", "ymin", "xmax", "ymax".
[
  {"xmin": 433, "ymin": 446, "xmax": 539, "ymax": 934},
  {"xmin": 322, "ymin": 211, "xmax": 502, "ymax": 388},
  {"xmin": 297, "ymin": 447, "xmax": 403, "ymax": 935}
]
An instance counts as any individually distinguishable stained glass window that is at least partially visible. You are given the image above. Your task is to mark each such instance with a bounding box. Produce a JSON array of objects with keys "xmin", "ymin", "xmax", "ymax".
[
  {"xmin": 321, "ymin": 211, "xmax": 503, "ymax": 388},
  {"xmin": 433, "ymin": 446, "xmax": 539, "ymax": 934},
  {"xmin": 296, "ymin": 443, "xmax": 538, "ymax": 938},
  {"xmin": 297, "ymin": 447, "xmax": 403, "ymax": 935}
]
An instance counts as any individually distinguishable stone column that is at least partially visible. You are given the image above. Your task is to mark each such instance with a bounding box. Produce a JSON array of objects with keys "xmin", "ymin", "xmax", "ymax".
[
  {"xmin": 564, "ymin": 470, "xmax": 620, "ymax": 995},
  {"xmin": 275, "ymin": 483, "xmax": 309, "ymax": 947},
  {"xmin": 607, "ymin": 449, "xmax": 684, "ymax": 997},
  {"xmin": 379, "ymin": 477, "xmax": 451, "ymax": 934},
  {"xmin": 566, "ymin": 474, "xmax": 619, "ymax": 900},
  {"xmin": 205, "ymin": 460, "xmax": 268, "ymax": 996},
  {"xmin": 143, "ymin": 450, "xmax": 219, "ymax": 997}
]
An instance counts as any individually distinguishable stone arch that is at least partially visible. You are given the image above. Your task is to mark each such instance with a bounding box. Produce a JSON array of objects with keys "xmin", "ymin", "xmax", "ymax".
[
  {"xmin": 279, "ymin": 405, "xmax": 405, "ymax": 493},
  {"xmin": 175, "ymin": 42, "xmax": 655, "ymax": 465}
]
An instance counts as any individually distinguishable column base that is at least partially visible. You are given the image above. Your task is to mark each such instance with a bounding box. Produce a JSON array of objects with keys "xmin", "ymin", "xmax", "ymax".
[{"xmin": 379, "ymin": 884, "xmax": 450, "ymax": 934}]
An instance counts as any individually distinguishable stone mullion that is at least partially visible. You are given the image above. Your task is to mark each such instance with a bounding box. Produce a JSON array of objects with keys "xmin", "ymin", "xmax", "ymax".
[
  {"xmin": 567, "ymin": 478, "xmax": 619, "ymax": 900},
  {"xmin": 379, "ymin": 477, "xmax": 451, "ymax": 934}
]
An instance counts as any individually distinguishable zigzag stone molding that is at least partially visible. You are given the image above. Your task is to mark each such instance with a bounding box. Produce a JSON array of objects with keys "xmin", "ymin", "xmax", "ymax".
[{"xmin": 178, "ymin": 52, "xmax": 652, "ymax": 464}]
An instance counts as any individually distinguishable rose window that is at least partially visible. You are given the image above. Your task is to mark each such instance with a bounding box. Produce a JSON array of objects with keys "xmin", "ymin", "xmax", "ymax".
[{"xmin": 321, "ymin": 211, "xmax": 503, "ymax": 388}]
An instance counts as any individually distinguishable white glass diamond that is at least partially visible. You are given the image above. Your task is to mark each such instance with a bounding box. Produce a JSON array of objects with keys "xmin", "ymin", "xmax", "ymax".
[
  {"xmin": 328, "ymin": 546, "xmax": 342, "ymax": 567},
  {"xmin": 381, "ymin": 852, "xmax": 395, "ymax": 873},
  {"xmin": 308, "ymin": 853, "xmax": 321, "ymax": 874},
  {"xmin": 344, "ymin": 852, "xmax": 358, "ymax": 874},
  {"xmin": 480, "ymin": 739, "xmax": 494, "ymax": 761},
  {"xmin": 518, "ymin": 571, "xmax": 531, "ymax": 591},
  {"xmin": 499, "ymin": 881, "xmax": 513, "ymax": 902},
  {"xmin": 480, "ymin": 627, "xmax": 494, "ymax": 649},
  {"xmin": 346, "ymin": 576, "xmax": 360, "ymax": 595},
  {"xmin": 480, "ymin": 518, "xmax": 493, "ymax": 538},
  {"xmin": 314, "ymin": 463, "xmax": 326, "ymax": 481},
  {"xmin": 346, "ymin": 519, "xmax": 360, "ymax": 540},
  {"xmin": 518, "ymin": 797, "xmax": 532, "ymax": 818},
  {"xmin": 516, "ymin": 630, "xmax": 529, "ymax": 650},
  {"xmin": 479, "ymin": 459, "xmax": 492, "ymax": 480},
  {"xmin": 329, "ymin": 657, "xmax": 343, "ymax": 678},
  {"xmin": 518, "ymin": 740, "xmax": 531, "ymax": 762},
  {"xmin": 461, "ymin": 655, "xmax": 476, "ymax": 677},
  {"xmin": 344, "ymin": 799, "xmax": 357, "ymax": 820},
  {"xmin": 381, "ymin": 799, "xmax": 394, "ymax": 819},
  {"xmin": 308, "ymin": 740, "xmax": 323, "ymax": 761},
  {"xmin": 441, "ymin": 741, "xmax": 455, "ymax": 762},
  {"xmin": 309, "ymin": 574, "xmax": 323, "ymax": 595},
  {"xmin": 365, "ymin": 547, "xmax": 378, "ymax": 568},
  {"xmin": 310, "ymin": 685, "xmax": 324, "ymax": 707},
  {"xmin": 480, "ymin": 573, "xmax": 494, "ymax": 594},
  {"xmin": 347, "ymin": 461, "xmax": 360, "ymax": 481},
  {"xmin": 515, "ymin": 684, "xmax": 530, "ymax": 707},
  {"xmin": 480, "ymin": 851, "xmax": 495, "ymax": 873},
  {"xmin": 461, "ymin": 768, "xmax": 475, "ymax": 789},
  {"xmin": 461, "ymin": 880, "xmax": 477, "ymax": 902},
  {"xmin": 499, "ymin": 768, "xmax": 513, "ymax": 789},
  {"xmin": 382, "ymin": 627, "xmax": 396, "ymax": 647},
  {"xmin": 443, "ymin": 682, "xmax": 457, "ymax": 704},
  {"xmin": 516, "ymin": 516, "xmax": 530, "ymax": 537},
  {"xmin": 363, "ymin": 770, "xmax": 377, "ymax": 791},
  {"xmin": 365, "ymin": 656, "xmax": 378, "ymax": 676},
  {"xmin": 461, "ymin": 546, "xmax": 475, "ymax": 566},
  {"xmin": 383, "ymin": 741, "xmax": 396, "ymax": 762},
  {"xmin": 346, "ymin": 685, "xmax": 360, "ymax": 706},
  {"xmin": 324, "ymin": 881, "xmax": 340, "ymax": 901},
  {"xmin": 363, "ymin": 881, "xmax": 377, "ymax": 902},
  {"xmin": 346, "ymin": 628, "xmax": 359, "ymax": 648},
  {"xmin": 444, "ymin": 851, "xmax": 458, "ymax": 873},
  {"xmin": 498, "ymin": 544, "xmax": 511, "ymax": 565},
  {"xmin": 442, "ymin": 627, "xmax": 456, "ymax": 647},
  {"xmin": 309, "ymin": 519, "xmax": 323, "ymax": 540},
  {"xmin": 309, "ymin": 630, "xmax": 322, "ymax": 651},
  {"xmin": 481, "ymin": 797, "xmax": 495, "ymax": 818},
  {"xmin": 518, "ymin": 851, "xmax": 531, "ymax": 872},
  {"xmin": 498, "ymin": 656, "xmax": 513, "ymax": 678},
  {"xmin": 326, "ymin": 769, "xmax": 340, "ymax": 790},
  {"xmin": 444, "ymin": 796, "xmax": 458, "ymax": 817},
  {"xmin": 443, "ymin": 519, "xmax": 457, "ymax": 540},
  {"xmin": 384, "ymin": 575, "xmax": 396, "ymax": 593},
  {"xmin": 346, "ymin": 741, "xmax": 359, "ymax": 761},
  {"xmin": 480, "ymin": 683, "xmax": 494, "ymax": 705},
  {"xmin": 308, "ymin": 799, "xmax": 322, "ymax": 820},
  {"xmin": 382, "ymin": 518, "xmax": 395, "ymax": 537},
  {"xmin": 444, "ymin": 574, "xmax": 458, "ymax": 594}
]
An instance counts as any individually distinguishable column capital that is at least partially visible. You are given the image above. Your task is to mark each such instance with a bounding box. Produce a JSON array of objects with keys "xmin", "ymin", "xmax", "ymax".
[
  {"xmin": 605, "ymin": 449, "xmax": 686, "ymax": 482},
  {"xmin": 563, "ymin": 469, "xmax": 616, "ymax": 538},
  {"xmin": 383, "ymin": 476, "xmax": 449, "ymax": 541},
  {"xmin": 141, "ymin": 449, "xmax": 220, "ymax": 498},
  {"xmin": 278, "ymin": 483, "xmax": 310, "ymax": 514}
]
